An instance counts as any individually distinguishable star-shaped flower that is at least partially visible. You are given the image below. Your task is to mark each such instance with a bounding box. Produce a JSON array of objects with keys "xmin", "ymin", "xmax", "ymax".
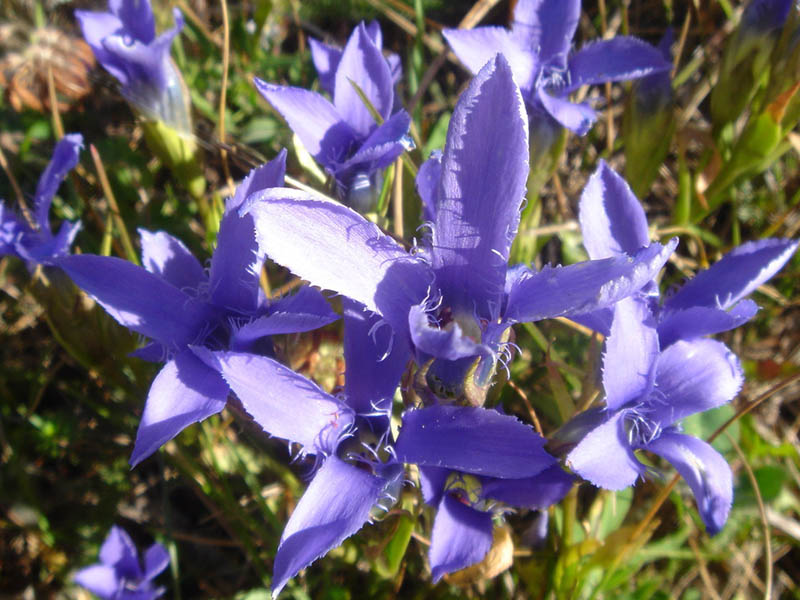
[
  {"xmin": 443, "ymin": 0, "xmax": 671, "ymax": 135},
  {"xmin": 1, "ymin": 133, "xmax": 82, "ymax": 269},
  {"xmin": 74, "ymin": 525, "xmax": 169, "ymax": 600},
  {"xmin": 56, "ymin": 152, "xmax": 338, "ymax": 466},
  {"xmin": 242, "ymin": 55, "xmax": 676, "ymax": 401},
  {"xmin": 255, "ymin": 22, "xmax": 411, "ymax": 211},
  {"xmin": 567, "ymin": 297, "xmax": 744, "ymax": 535},
  {"xmin": 574, "ymin": 161, "xmax": 798, "ymax": 347}
]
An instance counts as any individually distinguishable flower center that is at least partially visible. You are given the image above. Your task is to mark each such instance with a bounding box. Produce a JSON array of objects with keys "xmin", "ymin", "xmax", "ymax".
[{"xmin": 444, "ymin": 472, "xmax": 488, "ymax": 510}]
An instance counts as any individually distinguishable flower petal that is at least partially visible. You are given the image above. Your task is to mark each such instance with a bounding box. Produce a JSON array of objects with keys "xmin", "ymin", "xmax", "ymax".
[
  {"xmin": 0, "ymin": 202, "xmax": 27, "ymax": 256},
  {"xmin": 565, "ymin": 37, "xmax": 672, "ymax": 94},
  {"xmin": 443, "ymin": 27, "xmax": 537, "ymax": 94},
  {"xmin": 416, "ymin": 151, "xmax": 442, "ymax": 222},
  {"xmin": 109, "ymin": 0, "xmax": 156, "ymax": 44},
  {"xmin": 254, "ymin": 79, "xmax": 356, "ymax": 168},
  {"xmin": 408, "ymin": 302, "xmax": 488, "ymax": 362},
  {"xmin": 31, "ymin": 219, "xmax": 81, "ymax": 263},
  {"xmin": 272, "ymin": 456, "xmax": 385, "ymax": 596},
  {"xmin": 512, "ymin": 0, "xmax": 580, "ymax": 67},
  {"xmin": 579, "ymin": 161, "xmax": 650, "ymax": 259},
  {"xmin": 646, "ymin": 432, "xmax": 732, "ymax": 535},
  {"xmin": 56, "ymin": 254, "xmax": 215, "ymax": 348},
  {"xmin": 343, "ymin": 298, "xmax": 409, "ymax": 419},
  {"xmin": 243, "ymin": 189, "xmax": 430, "ymax": 338},
  {"xmin": 131, "ymin": 350, "xmax": 228, "ymax": 466},
  {"xmin": 536, "ymin": 86, "xmax": 596, "ymax": 135},
  {"xmin": 505, "ymin": 240, "xmax": 677, "ymax": 323},
  {"xmin": 101, "ymin": 9, "xmax": 183, "ymax": 92},
  {"xmin": 33, "ymin": 134, "xmax": 83, "ymax": 234},
  {"xmin": 231, "ymin": 286, "xmax": 338, "ymax": 349},
  {"xmin": 429, "ymin": 494, "xmax": 493, "ymax": 582},
  {"xmin": 333, "ymin": 22, "xmax": 393, "ymax": 138},
  {"xmin": 99, "ymin": 525, "xmax": 139, "ymax": 576},
  {"xmin": 209, "ymin": 151, "xmax": 287, "ymax": 313},
  {"xmin": 481, "ymin": 465, "xmax": 574, "ymax": 508},
  {"xmin": 432, "ymin": 54, "xmax": 529, "ymax": 317},
  {"xmin": 142, "ymin": 543, "xmax": 171, "ymax": 581},
  {"xmin": 567, "ymin": 307, "xmax": 613, "ymax": 337},
  {"xmin": 419, "ymin": 466, "xmax": 450, "ymax": 506},
  {"xmin": 309, "ymin": 37, "xmax": 342, "ymax": 94},
  {"xmin": 365, "ymin": 20, "xmax": 384, "ymax": 48},
  {"xmin": 138, "ymin": 229, "xmax": 205, "ymax": 292},
  {"xmin": 74, "ymin": 565, "xmax": 120, "ymax": 597},
  {"xmin": 76, "ymin": 10, "xmax": 130, "ymax": 86},
  {"xmin": 657, "ymin": 301, "xmax": 759, "ymax": 347},
  {"xmin": 335, "ymin": 110, "xmax": 411, "ymax": 173},
  {"xmin": 395, "ymin": 405, "xmax": 554, "ymax": 478},
  {"xmin": 567, "ymin": 411, "xmax": 644, "ymax": 490},
  {"xmin": 199, "ymin": 350, "xmax": 353, "ymax": 453},
  {"xmin": 602, "ymin": 298, "xmax": 659, "ymax": 411},
  {"xmin": 664, "ymin": 238, "xmax": 799, "ymax": 311},
  {"xmin": 651, "ymin": 339, "xmax": 743, "ymax": 427}
]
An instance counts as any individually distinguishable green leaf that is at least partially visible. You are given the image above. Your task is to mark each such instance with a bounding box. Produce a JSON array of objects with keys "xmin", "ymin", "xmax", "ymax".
[
  {"xmin": 736, "ymin": 465, "xmax": 787, "ymax": 506},
  {"xmin": 595, "ymin": 488, "xmax": 635, "ymax": 540}
]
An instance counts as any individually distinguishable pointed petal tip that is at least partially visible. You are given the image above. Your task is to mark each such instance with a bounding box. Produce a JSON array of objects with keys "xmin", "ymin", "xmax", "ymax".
[{"xmin": 580, "ymin": 161, "xmax": 649, "ymax": 259}]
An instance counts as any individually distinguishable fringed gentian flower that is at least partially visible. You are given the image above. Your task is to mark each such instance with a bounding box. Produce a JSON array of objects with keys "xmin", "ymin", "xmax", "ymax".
[
  {"xmin": 76, "ymin": 0, "xmax": 189, "ymax": 132},
  {"xmin": 575, "ymin": 161, "xmax": 798, "ymax": 346},
  {"xmin": 243, "ymin": 55, "xmax": 676, "ymax": 404},
  {"xmin": 567, "ymin": 297, "xmax": 744, "ymax": 535},
  {"xmin": 0, "ymin": 133, "xmax": 82, "ymax": 269},
  {"xmin": 396, "ymin": 416, "xmax": 573, "ymax": 580},
  {"xmin": 195, "ymin": 298, "xmax": 407, "ymax": 596},
  {"xmin": 74, "ymin": 525, "xmax": 169, "ymax": 600},
  {"xmin": 255, "ymin": 22, "xmax": 411, "ymax": 212},
  {"xmin": 56, "ymin": 151, "xmax": 338, "ymax": 466},
  {"xmin": 199, "ymin": 296, "xmax": 562, "ymax": 592},
  {"xmin": 443, "ymin": 0, "xmax": 672, "ymax": 137}
]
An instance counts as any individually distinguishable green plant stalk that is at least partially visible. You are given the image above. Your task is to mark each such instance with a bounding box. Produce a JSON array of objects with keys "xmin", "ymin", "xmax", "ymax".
[{"xmin": 140, "ymin": 119, "xmax": 209, "ymax": 218}]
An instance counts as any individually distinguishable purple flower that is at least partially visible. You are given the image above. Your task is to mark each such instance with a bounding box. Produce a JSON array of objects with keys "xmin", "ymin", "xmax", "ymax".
[
  {"xmin": 443, "ymin": 0, "xmax": 672, "ymax": 136},
  {"xmin": 243, "ymin": 55, "xmax": 676, "ymax": 399},
  {"xmin": 195, "ymin": 298, "xmax": 406, "ymax": 596},
  {"xmin": 413, "ymin": 464, "xmax": 573, "ymax": 580},
  {"xmin": 199, "ymin": 296, "xmax": 559, "ymax": 592},
  {"xmin": 1, "ymin": 134, "xmax": 82, "ymax": 269},
  {"xmin": 74, "ymin": 525, "xmax": 169, "ymax": 600},
  {"xmin": 395, "ymin": 405, "xmax": 571, "ymax": 580},
  {"xmin": 566, "ymin": 297, "xmax": 744, "ymax": 535},
  {"xmin": 255, "ymin": 22, "xmax": 411, "ymax": 212},
  {"xmin": 55, "ymin": 152, "xmax": 339, "ymax": 466},
  {"xmin": 575, "ymin": 161, "xmax": 799, "ymax": 346},
  {"xmin": 76, "ymin": 0, "xmax": 189, "ymax": 131}
]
